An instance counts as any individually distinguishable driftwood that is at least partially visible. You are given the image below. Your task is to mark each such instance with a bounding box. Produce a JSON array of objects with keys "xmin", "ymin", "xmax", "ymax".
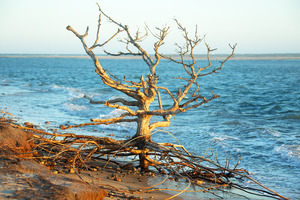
[
  {"xmin": 4, "ymin": 121, "xmax": 286, "ymax": 200},
  {"xmin": 0, "ymin": 109, "xmax": 288, "ymax": 199}
]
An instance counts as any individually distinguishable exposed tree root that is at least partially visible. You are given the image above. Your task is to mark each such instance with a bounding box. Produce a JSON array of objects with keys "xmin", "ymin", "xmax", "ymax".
[{"xmin": 5, "ymin": 122, "xmax": 287, "ymax": 200}]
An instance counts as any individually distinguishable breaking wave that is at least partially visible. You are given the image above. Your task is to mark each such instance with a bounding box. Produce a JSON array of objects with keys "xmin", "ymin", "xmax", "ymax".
[
  {"xmin": 63, "ymin": 103, "xmax": 89, "ymax": 111},
  {"xmin": 274, "ymin": 144, "xmax": 300, "ymax": 161},
  {"xmin": 52, "ymin": 84, "xmax": 85, "ymax": 99}
]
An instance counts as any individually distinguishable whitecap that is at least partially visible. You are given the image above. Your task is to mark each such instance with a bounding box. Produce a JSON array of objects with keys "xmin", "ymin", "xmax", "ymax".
[
  {"xmin": 96, "ymin": 109, "xmax": 136, "ymax": 130},
  {"xmin": 98, "ymin": 109, "xmax": 127, "ymax": 119},
  {"xmin": 211, "ymin": 135, "xmax": 239, "ymax": 142},
  {"xmin": 52, "ymin": 84, "xmax": 85, "ymax": 99},
  {"xmin": 63, "ymin": 103, "xmax": 89, "ymax": 111},
  {"xmin": 266, "ymin": 129, "xmax": 280, "ymax": 137},
  {"xmin": 52, "ymin": 84, "xmax": 62, "ymax": 89},
  {"xmin": 274, "ymin": 144, "xmax": 300, "ymax": 162},
  {"xmin": 22, "ymin": 83, "xmax": 33, "ymax": 87},
  {"xmin": 2, "ymin": 79, "xmax": 13, "ymax": 83}
]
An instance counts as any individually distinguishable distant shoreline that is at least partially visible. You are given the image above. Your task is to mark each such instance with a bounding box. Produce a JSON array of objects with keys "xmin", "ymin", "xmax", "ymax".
[{"xmin": 1, "ymin": 54, "xmax": 300, "ymax": 60}]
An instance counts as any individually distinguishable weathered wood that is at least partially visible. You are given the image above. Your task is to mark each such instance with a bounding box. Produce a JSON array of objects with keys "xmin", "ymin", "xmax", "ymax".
[
  {"xmin": 0, "ymin": 113, "xmax": 285, "ymax": 200},
  {"xmin": 66, "ymin": 4, "xmax": 236, "ymax": 171}
]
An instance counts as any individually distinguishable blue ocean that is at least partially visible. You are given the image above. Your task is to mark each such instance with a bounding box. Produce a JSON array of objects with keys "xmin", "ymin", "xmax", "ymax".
[{"xmin": 0, "ymin": 56, "xmax": 299, "ymax": 199}]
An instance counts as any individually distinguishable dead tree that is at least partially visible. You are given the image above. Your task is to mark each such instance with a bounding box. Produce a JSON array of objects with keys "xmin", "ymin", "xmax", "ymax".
[
  {"xmin": 4, "ymin": 5, "xmax": 287, "ymax": 198},
  {"xmin": 66, "ymin": 4, "xmax": 236, "ymax": 171}
]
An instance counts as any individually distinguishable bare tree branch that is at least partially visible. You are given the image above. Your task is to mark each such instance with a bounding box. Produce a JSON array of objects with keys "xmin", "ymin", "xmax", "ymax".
[
  {"xmin": 96, "ymin": 4, "xmax": 154, "ymax": 69},
  {"xmin": 84, "ymin": 95, "xmax": 139, "ymax": 107},
  {"xmin": 67, "ymin": 25, "xmax": 145, "ymax": 101},
  {"xmin": 105, "ymin": 101, "xmax": 136, "ymax": 116},
  {"xmin": 90, "ymin": 29, "xmax": 123, "ymax": 50},
  {"xmin": 197, "ymin": 43, "xmax": 237, "ymax": 77},
  {"xmin": 61, "ymin": 113, "xmax": 137, "ymax": 130},
  {"xmin": 149, "ymin": 115, "xmax": 172, "ymax": 131},
  {"xmin": 90, "ymin": 112, "xmax": 133, "ymax": 122},
  {"xmin": 156, "ymin": 86, "xmax": 178, "ymax": 106},
  {"xmin": 67, "ymin": 4, "xmax": 238, "ymax": 172}
]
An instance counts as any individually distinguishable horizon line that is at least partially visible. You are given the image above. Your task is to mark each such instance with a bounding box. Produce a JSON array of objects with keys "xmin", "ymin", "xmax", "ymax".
[{"xmin": 1, "ymin": 53, "xmax": 300, "ymax": 60}]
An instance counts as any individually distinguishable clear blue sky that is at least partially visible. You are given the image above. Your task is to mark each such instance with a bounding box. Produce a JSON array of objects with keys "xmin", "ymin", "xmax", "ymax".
[{"xmin": 0, "ymin": 0, "xmax": 299, "ymax": 54}]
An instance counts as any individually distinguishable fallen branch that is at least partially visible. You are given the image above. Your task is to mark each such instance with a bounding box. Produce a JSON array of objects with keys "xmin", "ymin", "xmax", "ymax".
[{"xmin": 6, "ymin": 121, "xmax": 287, "ymax": 200}]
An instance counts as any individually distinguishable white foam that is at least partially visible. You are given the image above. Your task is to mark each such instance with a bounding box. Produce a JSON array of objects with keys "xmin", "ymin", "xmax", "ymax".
[
  {"xmin": 211, "ymin": 135, "xmax": 239, "ymax": 142},
  {"xmin": 52, "ymin": 84, "xmax": 62, "ymax": 89},
  {"xmin": 63, "ymin": 103, "xmax": 89, "ymax": 111},
  {"xmin": 275, "ymin": 144, "xmax": 300, "ymax": 159},
  {"xmin": 266, "ymin": 129, "xmax": 280, "ymax": 137},
  {"xmin": 97, "ymin": 109, "xmax": 136, "ymax": 130},
  {"xmin": 52, "ymin": 84, "xmax": 85, "ymax": 99},
  {"xmin": 209, "ymin": 134, "xmax": 241, "ymax": 153},
  {"xmin": 22, "ymin": 83, "xmax": 33, "ymax": 87},
  {"xmin": 99, "ymin": 109, "xmax": 127, "ymax": 119}
]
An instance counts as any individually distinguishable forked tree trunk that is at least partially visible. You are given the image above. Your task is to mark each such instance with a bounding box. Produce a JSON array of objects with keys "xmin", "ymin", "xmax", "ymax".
[{"xmin": 67, "ymin": 4, "xmax": 237, "ymax": 172}]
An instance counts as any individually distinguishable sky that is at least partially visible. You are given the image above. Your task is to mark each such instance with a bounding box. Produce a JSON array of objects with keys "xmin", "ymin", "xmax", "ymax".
[{"xmin": 0, "ymin": 0, "xmax": 300, "ymax": 54}]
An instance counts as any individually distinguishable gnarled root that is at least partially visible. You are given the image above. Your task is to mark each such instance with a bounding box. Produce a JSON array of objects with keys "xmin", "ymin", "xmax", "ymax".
[{"xmin": 11, "ymin": 124, "xmax": 288, "ymax": 200}]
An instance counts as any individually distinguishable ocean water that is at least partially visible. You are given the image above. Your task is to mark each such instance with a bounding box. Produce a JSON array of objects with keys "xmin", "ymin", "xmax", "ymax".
[{"xmin": 0, "ymin": 56, "xmax": 299, "ymax": 199}]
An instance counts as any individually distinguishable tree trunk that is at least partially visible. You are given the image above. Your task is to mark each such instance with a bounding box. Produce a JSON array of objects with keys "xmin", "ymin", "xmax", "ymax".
[
  {"xmin": 135, "ymin": 114, "xmax": 152, "ymax": 171},
  {"xmin": 136, "ymin": 115, "xmax": 151, "ymax": 140}
]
